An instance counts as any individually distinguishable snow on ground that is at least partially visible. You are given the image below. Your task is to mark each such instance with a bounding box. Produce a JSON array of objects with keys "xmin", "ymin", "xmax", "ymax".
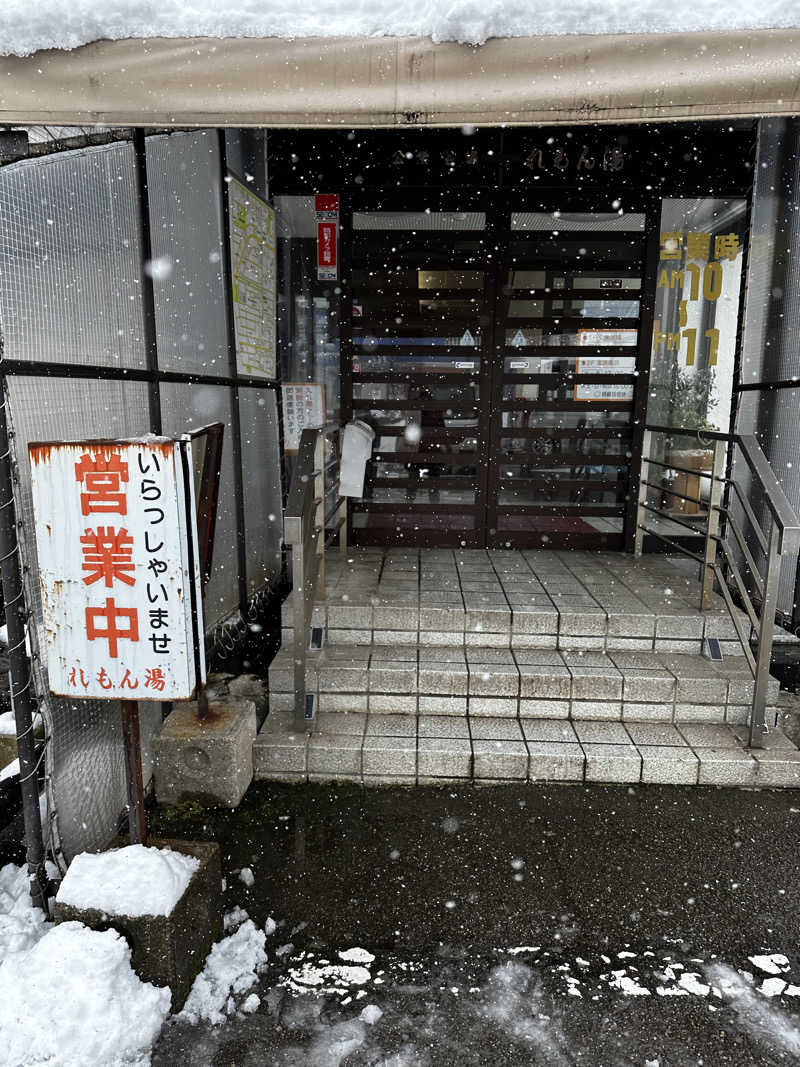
[
  {"xmin": 1, "ymin": 861, "xmax": 272, "ymax": 1062},
  {"xmin": 1, "ymin": 0, "xmax": 799, "ymax": 57},
  {"xmin": 0, "ymin": 878, "xmax": 170, "ymax": 1067},
  {"xmin": 0, "ymin": 710, "xmax": 40, "ymax": 737},
  {"xmin": 179, "ymin": 919, "xmax": 268, "ymax": 1025},
  {"xmin": 0, "ymin": 758, "xmax": 19, "ymax": 783},
  {"xmin": 0, "ymin": 863, "xmax": 49, "ymax": 963},
  {"xmin": 56, "ymin": 844, "xmax": 200, "ymax": 918}
]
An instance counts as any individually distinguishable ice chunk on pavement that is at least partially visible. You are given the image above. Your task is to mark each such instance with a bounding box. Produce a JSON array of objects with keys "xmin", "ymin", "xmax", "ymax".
[
  {"xmin": 749, "ymin": 953, "xmax": 790, "ymax": 975},
  {"xmin": 360, "ymin": 1003, "xmax": 383, "ymax": 1024},
  {"xmin": 0, "ymin": 921, "xmax": 170, "ymax": 1067},
  {"xmin": 56, "ymin": 844, "xmax": 200, "ymax": 918},
  {"xmin": 338, "ymin": 947, "xmax": 375, "ymax": 964},
  {"xmin": 239, "ymin": 867, "xmax": 255, "ymax": 888}
]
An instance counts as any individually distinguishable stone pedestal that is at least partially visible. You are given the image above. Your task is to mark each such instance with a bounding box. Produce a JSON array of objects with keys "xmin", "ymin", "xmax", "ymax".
[
  {"xmin": 153, "ymin": 699, "xmax": 256, "ymax": 808},
  {"xmin": 54, "ymin": 838, "xmax": 222, "ymax": 1011}
]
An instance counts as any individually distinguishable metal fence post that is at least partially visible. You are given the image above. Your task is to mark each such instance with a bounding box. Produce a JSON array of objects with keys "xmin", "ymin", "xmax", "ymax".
[
  {"xmin": 0, "ymin": 371, "xmax": 47, "ymax": 909},
  {"xmin": 749, "ymin": 520, "xmax": 782, "ymax": 748},
  {"xmin": 633, "ymin": 428, "xmax": 651, "ymax": 559},
  {"xmin": 700, "ymin": 439, "xmax": 727, "ymax": 612}
]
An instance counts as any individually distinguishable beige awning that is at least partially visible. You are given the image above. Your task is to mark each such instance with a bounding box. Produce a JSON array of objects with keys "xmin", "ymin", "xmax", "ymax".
[{"xmin": 1, "ymin": 29, "xmax": 799, "ymax": 128}]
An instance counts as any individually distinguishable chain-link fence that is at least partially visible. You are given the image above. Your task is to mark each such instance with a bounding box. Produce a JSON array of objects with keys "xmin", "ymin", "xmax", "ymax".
[{"xmin": 0, "ymin": 130, "xmax": 283, "ymax": 862}]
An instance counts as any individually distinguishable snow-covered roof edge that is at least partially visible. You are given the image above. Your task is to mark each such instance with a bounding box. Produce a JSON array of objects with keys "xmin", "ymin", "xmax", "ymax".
[
  {"xmin": 1, "ymin": 31, "xmax": 799, "ymax": 129},
  {"xmin": 2, "ymin": 0, "xmax": 800, "ymax": 59}
]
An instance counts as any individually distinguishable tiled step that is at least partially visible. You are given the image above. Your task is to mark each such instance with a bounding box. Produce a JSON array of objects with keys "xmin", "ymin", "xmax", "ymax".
[
  {"xmin": 252, "ymin": 715, "xmax": 800, "ymax": 788},
  {"xmin": 268, "ymin": 645, "xmax": 779, "ymax": 727},
  {"xmin": 282, "ymin": 549, "xmax": 749, "ymax": 655}
]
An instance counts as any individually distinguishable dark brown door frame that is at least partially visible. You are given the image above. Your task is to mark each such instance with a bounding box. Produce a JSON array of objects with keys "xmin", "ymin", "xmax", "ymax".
[{"xmin": 338, "ymin": 187, "xmax": 664, "ymax": 551}]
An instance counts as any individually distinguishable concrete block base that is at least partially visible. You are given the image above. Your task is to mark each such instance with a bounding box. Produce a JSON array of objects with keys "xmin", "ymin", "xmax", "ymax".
[
  {"xmin": 154, "ymin": 699, "xmax": 256, "ymax": 808},
  {"xmin": 54, "ymin": 838, "xmax": 222, "ymax": 1011}
]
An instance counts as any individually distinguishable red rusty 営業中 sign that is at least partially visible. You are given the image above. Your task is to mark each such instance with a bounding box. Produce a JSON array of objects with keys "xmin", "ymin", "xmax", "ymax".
[{"xmin": 29, "ymin": 438, "xmax": 203, "ymax": 700}]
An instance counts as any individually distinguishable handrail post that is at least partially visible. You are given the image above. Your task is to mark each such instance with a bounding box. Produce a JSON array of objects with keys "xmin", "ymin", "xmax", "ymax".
[
  {"xmin": 700, "ymin": 439, "xmax": 727, "ymax": 612},
  {"xmin": 633, "ymin": 428, "xmax": 651, "ymax": 559},
  {"xmin": 291, "ymin": 520, "xmax": 309, "ymax": 732},
  {"xmin": 749, "ymin": 520, "xmax": 782, "ymax": 749},
  {"xmin": 314, "ymin": 432, "xmax": 326, "ymax": 599}
]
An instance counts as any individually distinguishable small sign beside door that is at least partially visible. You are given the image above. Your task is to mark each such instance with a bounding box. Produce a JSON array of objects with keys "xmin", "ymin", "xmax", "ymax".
[
  {"xmin": 282, "ymin": 383, "xmax": 326, "ymax": 453},
  {"xmin": 315, "ymin": 194, "xmax": 339, "ymax": 281}
]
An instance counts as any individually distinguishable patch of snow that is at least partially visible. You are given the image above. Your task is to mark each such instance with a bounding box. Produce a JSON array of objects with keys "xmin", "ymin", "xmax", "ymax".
[
  {"xmin": 240, "ymin": 992, "xmax": 260, "ymax": 1013},
  {"xmin": 3, "ymin": 0, "xmax": 800, "ymax": 57},
  {"xmin": 338, "ymin": 947, "xmax": 375, "ymax": 964},
  {"xmin": 749, "ymin": 953, "xmax": 790, "ymax": 975},
  {"xmin": 0, "ymin": 921, "xmax": 170, "ymax": 1067},
  {"xmin": 239, "ymin": 866, "xmax": 255, "ymax": 888},
  {"xmin": 286, "ymin": 958, "xmax": 373, "ymax": 996},
  {"xmin": 0, "ymin": 711, "xmax": 41, "ymax": 737},
  {"xmin": 56, "ymin": 844, "xmax": 200, "ymax": 918},
  {"xmin": 0, "ymin": 863, "xmax": 49, "ymax": 965},
  {"xmin": 677, "ymin": 972, "xmax": 710, "ymax": 996},
  {"xmin": 707, "ymin": 963, "xmax": 800, "ymax": 1057},
  {"xmin": 0, "ymin": 759, "xmax": 19, "ymax": 783},
  {"xmin": 606, "ymin": 970, "xmax": 651, "ymax": 996},
  {"xmin": 759, "ymin": 977, "xmax": 788, "ymax": 997},
  {"xmin": 359, "ymin": 1003, "xmax": 383, "ymax": 1024},
  {"xmin": 180, "ymin": 919, "xmax": 267, "ymax": 1026},
  {"xmin": 308, "ymin": 1019, "xmax": 366, "ymax": 1067}
]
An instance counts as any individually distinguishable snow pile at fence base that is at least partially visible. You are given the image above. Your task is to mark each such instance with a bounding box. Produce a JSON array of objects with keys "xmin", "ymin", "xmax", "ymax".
[
  {"xmin": 56, "ymin": 844, "xmax": 200, "ymax": 917},
  {"xmin": 0, "ymin": 863, "xmax": 49, "ymax": 964},
  {"xmin": 179, "ymin": 918, "xmax": 268, "ymax": 1025},
  {"xmin": 0, "ymin": 918, "xmax": 171, "ymax": 1067},
  {"xmin": 2, "ymin": 0, "xmax": 799, "ymax": 56}
]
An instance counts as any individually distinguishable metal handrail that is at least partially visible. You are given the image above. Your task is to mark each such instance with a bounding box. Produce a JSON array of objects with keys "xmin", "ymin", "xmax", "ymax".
[
  {"xmin": 636, "ymin": 423, "xmax": 800, "ymax": 748},
  {"xmin": 284, "ymin": 422, "xmax": 346, "ymax": 731}
]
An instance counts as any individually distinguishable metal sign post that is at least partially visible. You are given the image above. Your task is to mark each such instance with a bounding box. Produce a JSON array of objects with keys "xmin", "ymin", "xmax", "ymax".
[
  {"xmin": 120, "ymin": 699, "xmax": 146, "ymax": 844},
  {"xmin": 180, "ymin": 423, "xmax": 223, "ymax": 723}
]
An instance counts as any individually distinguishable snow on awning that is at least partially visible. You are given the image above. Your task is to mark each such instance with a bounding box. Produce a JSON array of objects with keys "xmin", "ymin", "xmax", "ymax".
[{"xmin": 0, "ymin": 31, "xmax": 799, "ymax": 128}]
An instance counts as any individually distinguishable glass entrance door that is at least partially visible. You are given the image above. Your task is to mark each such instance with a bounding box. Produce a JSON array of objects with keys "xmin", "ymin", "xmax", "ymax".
[
  {"xmin": 345, "ymin": 208, "xmax": 491, "ymax": 547},
  {"xmin": 487, "ymin": 211, "xmax": 648, "ymax": 549},
  {"xmin": 342, "ymin": 203, "xmax": 650, "ymax": 549}
]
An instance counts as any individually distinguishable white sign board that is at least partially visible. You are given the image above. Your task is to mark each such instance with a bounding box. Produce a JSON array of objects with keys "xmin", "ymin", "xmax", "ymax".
[
  {"xmin": 29, "ymin": 439, "xmax": 203, "ymax": 700},
  {"xmin": 228, "ymin": 175, "xmax": 277, "ymax": 379},
  {"xmin": 281, "ymin": 383, "xmax": 325, "ymax": 453},
  {"xmin": 574, "ymin": 329, "xmax": 637, "ymax": 401}
]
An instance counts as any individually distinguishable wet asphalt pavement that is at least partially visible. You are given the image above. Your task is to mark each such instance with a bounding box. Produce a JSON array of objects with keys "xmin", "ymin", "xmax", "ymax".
[{"xmin": 151, "ymin": 781, "xmax": 800, "ymax": 1066}]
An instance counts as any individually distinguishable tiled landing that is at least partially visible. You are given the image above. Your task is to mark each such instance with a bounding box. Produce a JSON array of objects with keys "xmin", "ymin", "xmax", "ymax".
[
  {"xmin": 282, "ymin": 549, "xmax": 750, "ymax": 655},
  {"xmin": 253, "ymin": 716, "xmax": 800, "ymax": 788}
]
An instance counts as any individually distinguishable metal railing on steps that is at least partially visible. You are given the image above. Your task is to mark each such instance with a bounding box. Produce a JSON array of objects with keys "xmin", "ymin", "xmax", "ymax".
[
  {"xmin": 635, "ymin": 424, "xmax": 800, "ymax": 747},
  {"xmin": 283, "ymin": 422, "xmax": 347, "ymax": 732}
]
